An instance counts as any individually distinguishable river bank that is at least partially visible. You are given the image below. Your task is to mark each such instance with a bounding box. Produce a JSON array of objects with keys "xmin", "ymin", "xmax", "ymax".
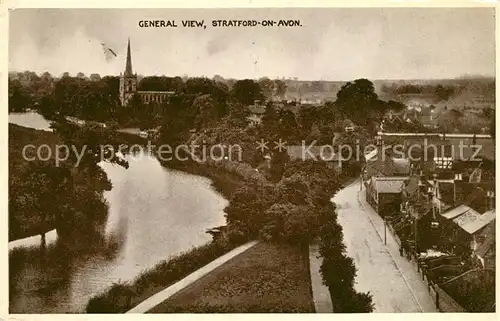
[
  {"xmin": 10, "ymin": 112, "xmax": 373, "ymax": 313},
  {"xmin": 85, "ymin": 158, "xmax": 256, "ymax": 313},
  {"xmin": 8, "ymin": 123, "xmax": 111, "ymax": 244},
  {"xmin": 9, "ymin": 113, "xmax": 231, "ymax": 313},
  {"xmin": 84, "ymin": 154, "xmax": 373, "ymax": 313}
]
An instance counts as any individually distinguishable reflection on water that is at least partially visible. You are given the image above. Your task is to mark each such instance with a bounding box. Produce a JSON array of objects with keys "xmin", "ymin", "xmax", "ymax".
[
  {"xmin": 9, "ymin": 230, "xmax": 58, "ymax": 251},
  {"xmin": 9, "ymin": 111, "xmax": 53, "ymax": 131},
  {"xmin": 9, "ymin": 113, "xmax": 228, "ymax": 313}
]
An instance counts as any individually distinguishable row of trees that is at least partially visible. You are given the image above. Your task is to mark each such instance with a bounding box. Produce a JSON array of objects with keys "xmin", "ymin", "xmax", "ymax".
[
  {"xmin": 382, "ymin": 83, "xmax": 457, "ymax": 102},
  {"xmin": 10, "ymin": 70, "xmax": 418, "ymax": 146},
  {"xmin": 218, "ymin": 156, "xmax": 372, "ymax": 311},
  {"xmin": 381, "ymin": 78, "xmax": 496, "ymax": 104}
]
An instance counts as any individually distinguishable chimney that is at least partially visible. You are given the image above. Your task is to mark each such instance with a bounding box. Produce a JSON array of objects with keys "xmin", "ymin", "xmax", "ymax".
[
  {"xmin": 432, "ymin": 173, "xmax": 438, "ymax": 201},
  {"xmin": 453, "ymin": 173, "xmax": 462, "ymax": 206},
  {"xmin": 486, "ymin": 191, "xmax": 495, "ymax": 211},
  {"xmin": 427, "ymin": 186, "xmax": 435, "ymax": 210}
]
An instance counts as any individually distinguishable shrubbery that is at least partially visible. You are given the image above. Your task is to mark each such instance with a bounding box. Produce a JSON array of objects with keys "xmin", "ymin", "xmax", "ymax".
[
  {"xmin": 87, "ymin": 237, "xmax": 242, "ymax": 313},
  {"xmin": 220, "ymin": 158, "xmax": 374, "ymax": 312}
]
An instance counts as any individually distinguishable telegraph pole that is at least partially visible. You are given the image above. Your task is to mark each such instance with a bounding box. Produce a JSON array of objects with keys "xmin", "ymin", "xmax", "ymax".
[
  {"xmin": 414, "ymin": 209, "xmax": 418, "ymax": 259},
  {"xmin": 384, "ymin": 217, "xmax": 387, "ymax": 245}
]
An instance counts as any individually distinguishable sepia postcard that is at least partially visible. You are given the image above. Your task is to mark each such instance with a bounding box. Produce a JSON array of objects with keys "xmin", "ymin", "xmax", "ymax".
[{"xmin": 2, "ymin": 0, "xmax": 497, "ymax": 318}]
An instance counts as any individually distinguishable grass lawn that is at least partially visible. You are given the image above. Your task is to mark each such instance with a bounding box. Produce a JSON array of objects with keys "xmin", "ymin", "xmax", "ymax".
[{"xmin": 148, "ymin": 242, "xmax": 314, "ymax": 313}]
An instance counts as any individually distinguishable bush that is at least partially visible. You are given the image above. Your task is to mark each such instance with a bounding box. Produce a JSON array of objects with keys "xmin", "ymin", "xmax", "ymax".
[
  {"xmin": 317, "ymin": 203, "xmax": 374, "ymax": 312},
  {"xmin": 86, "ymin": 238, "xmax": 241, "ymax": 313}
]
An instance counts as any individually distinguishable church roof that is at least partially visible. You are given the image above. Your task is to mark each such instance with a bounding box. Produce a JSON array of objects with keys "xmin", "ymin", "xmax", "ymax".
[{"xmin": 124, "ymin": 38, "xmax": 134, "ymax": 77}]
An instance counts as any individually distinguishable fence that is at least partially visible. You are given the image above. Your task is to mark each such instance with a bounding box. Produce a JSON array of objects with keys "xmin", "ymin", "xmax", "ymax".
[
  {"xmin": 430, "ymin": 284, "xmax": 467, "ymax": 312},
  {"xmin": 385, "ymin": 220, "xmax": 467, "ymax": 312},
  {"xmin": 386, "ymin": 221, "xmax": 401, "ymax": 246}
]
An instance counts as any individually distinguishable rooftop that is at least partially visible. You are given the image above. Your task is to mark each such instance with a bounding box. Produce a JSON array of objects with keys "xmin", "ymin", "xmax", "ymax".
[
  {"xmin": 374, "ymin": 177, "xmax": 407, "ymax": 194},
  {"xmin": 453, "ymin": 208, "xmax": 495, "ymax": 235},
  {"xmin": 365, "ymin": 154, "xmax": 410, "ymax": 178},
  {"xmin": 475, "ymin": 220, "xmax": 495, "ymax": 258},
  {"xmin": 248, "ymin": 105, "xmax": 266, "ymax": 115},
  {"xmin": 137, "ymin": 91, "xmax": 175, "ymax": 94},
  {"xmin": 440, "ymin": 204, "xmax": 478, "ymax": 220}
]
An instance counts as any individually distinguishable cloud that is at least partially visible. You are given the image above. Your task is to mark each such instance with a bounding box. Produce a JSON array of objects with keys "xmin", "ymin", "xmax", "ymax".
[{"xmin": 8, "ymin": 8, "xmax": 495, "ymax": 80}]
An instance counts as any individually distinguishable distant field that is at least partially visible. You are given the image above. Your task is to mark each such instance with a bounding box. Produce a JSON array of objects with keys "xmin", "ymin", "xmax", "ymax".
[
  {"xmin": 277, "ymin": 77, "xmax": 495, "ymax": 114},
  {"xmin": 148, "ymin": 242, "xmax": 314, "ymax": 313}
]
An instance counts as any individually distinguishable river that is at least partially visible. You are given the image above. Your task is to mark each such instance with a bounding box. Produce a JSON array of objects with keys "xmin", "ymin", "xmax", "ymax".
[{"xmin": 8, "ymin": 112, "xmax": 228, "ymax": 313}]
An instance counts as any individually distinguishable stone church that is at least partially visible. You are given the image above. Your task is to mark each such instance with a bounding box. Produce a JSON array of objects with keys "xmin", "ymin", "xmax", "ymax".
[{"xmin": 119, "ymin": 39, "xmax": 175, "ymax": 106}]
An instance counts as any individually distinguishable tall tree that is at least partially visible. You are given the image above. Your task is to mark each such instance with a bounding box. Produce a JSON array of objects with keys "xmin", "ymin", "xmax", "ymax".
[
  {"xmin": 259, "ymin": 77, "xmax": 275, "ymax": 100},
  {"xmin": 231, "ymin": 79, "xmax": 264, "ymax": 105},
  {"xmin": 335, "ymin": 78, "xmax": 385, "ymax": 126},
  {"xmin": 8, "ymin": 78, "xmax": 32, "ymax": 112}
]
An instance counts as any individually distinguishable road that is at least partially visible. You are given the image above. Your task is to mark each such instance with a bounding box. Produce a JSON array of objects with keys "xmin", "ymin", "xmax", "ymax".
[{"xmin": 332, "ymin": 181, "xmax": 437, "ymax": 313}]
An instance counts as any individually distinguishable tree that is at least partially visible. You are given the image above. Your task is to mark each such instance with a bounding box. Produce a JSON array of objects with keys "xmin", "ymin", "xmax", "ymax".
[
  {"xmin": 277, "ymin": 109, "xmax": 298, "ymax": 141},
  {"xmin": 90, "ymin": 73, "xmax": 101, "ymax": 81},
  {"xmin": 261, "ymin": 202, "xmax": 314, "ymax": 243},
  {"xmin": 224, "ymin": 183, "xmax": 276, "ymax": 238},
  {"xmin": 193, "ymin": 94, "xmax": 217, "ymax": 129},
  {"xmin": 274, "ymin": 80, "xmax": 287, "ymax": 97},
  {"xmin": 259, "ymin": 77, "xmax": 275, "ymax": 100},
  {"xmin": 299, "ymin": 106, "xmax": 320, "ymax": 133},
  {"xmin": 41, "ymin": 71, "xmax": 53, "ymax": 81},
  {"xmin": 490, "ymin": 115, "xmax": 495, "ymax": 138},
  {"xmin": 8, "ymin": 78, "xmax": 32, "ymax": 112},
  {"xmin": 434, "ymin": 84, "xmax": 455, "ymax": 102},
  {"xmin": 386, "ymin": 100, "xmax": 406, "ymax": 112},
  {"xmin": 261, "ymin": 102, "xmax": 278, "ymax": 140},
  {"xmin": 277, "ymin": 172, "xmax": 309, "ymax": 205},
  {"xmin": 335, "ymin": 79, "xmax": 379, "ymax": 125},
  {"xmin": 231, "ymin": 79, "xmax": 264, "ymax": 105},
  {"xmin": 226, "ymin": 102, "xmax": 250, "ymax": 128},
  {"xmin": 269, "ymin": 149, "xmax": 290, "ymax": 182},
  {"xmin": 213, "ymin": 74, "xmax": 225, "ymax": 83}
]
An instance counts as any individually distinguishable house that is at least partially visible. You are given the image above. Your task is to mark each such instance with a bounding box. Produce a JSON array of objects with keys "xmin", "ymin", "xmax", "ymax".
[
  {"xmin": 438, "ymin": 205, "xmax": 496, "ymax": 258},
  {"xmin": 418, "ymin": 106, "xmax": 438, "ymax": 128},
  {"xmin": 365, "ymin": 176, "xmax": 407, "ymax": 217},
  {"xmin": 247, "ymin": 104, "xmax": 266, "ymax": 126},
  {"xmin": 363, "ymin": 150, "xmax": 410, "ymax": 182},
  {"xmin": 434, "ymin": 179, "xmax": 495, "ymax": 214},
  {"xmin": 473, "ymin": 218, "xmax": 495, "ymax": 269}
]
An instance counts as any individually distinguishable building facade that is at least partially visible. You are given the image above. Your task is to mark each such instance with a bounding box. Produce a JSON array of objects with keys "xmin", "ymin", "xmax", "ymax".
[{"xmin": 119, "ymin": 39, "xmax": 175, "ymax": 106}]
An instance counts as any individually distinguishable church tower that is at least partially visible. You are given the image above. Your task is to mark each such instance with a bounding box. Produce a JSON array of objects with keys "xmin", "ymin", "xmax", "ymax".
[{"xmin": 119, "ymin": 38, "xmax": 137, "ymax": 106}]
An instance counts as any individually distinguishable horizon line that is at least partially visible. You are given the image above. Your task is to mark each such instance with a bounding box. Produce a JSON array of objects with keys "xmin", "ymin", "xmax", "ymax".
[{"xmin": 8, "ymin": 69, "xmax": 496, "ymax": 82}]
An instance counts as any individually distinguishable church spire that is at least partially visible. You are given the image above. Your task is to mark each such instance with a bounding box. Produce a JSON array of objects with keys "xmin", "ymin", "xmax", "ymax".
[{"xmin": 124, "ymin": 38, "xmax": 133, "ymax": 76}]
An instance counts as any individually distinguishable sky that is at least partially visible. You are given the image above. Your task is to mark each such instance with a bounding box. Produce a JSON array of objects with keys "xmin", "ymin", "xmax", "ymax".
[{"xmin": 8, "ymin": 8, "xmax": 496, "ymax": 80}]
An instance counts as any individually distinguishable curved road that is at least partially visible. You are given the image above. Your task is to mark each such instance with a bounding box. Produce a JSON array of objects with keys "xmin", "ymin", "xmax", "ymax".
[{"xmin": 333, "ymin": 181, "xmax": 437, "ymax": 313}]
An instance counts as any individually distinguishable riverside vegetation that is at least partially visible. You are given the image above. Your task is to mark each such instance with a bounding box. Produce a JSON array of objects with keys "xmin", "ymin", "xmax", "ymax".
[{"xmin": 11, "ymin": 72, "xmax": 428, "ymax": 313}]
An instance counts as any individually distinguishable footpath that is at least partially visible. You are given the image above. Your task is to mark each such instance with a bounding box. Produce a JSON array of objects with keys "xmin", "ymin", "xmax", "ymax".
[
  {"xmin": 309, "ymin": 244, "xmax": 334, "ymax": 312},
  {"xmin": 127, "ymin": 241, "xmax": 259, "ymax": 313},
  {"xmin": 356, "ymin": 184, "xmax": 437, "ymax": 312}
]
